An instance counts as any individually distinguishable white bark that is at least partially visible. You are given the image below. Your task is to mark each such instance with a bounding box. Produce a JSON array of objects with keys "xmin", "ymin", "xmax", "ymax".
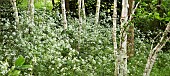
[
  {"xmin": 77, "ymin": 0, "xmax": 82, "ymax": 51},
  {"xmin": 129, "ymin": 1, "xmax": 140, "ymax": 21},
  {"xmin": 61, "ymin": 0, "xmax": 68, "ymax": 30},
  {"xmin": 113, "ymin": 0, "xmax": 117, "ymax": 58},
  {"xmin": 82, "ymin": 0, "xmax": 86, "ymax": 19},
  {"xmin": 119, "ymin": 0, "xmax": 129, "ymax": 75},
  {"xmin": 112, "ymin": 0, "xmax": 118, "ymax": 75},
  {"xmin": 10, "ymin": 0, "xmax": 19, "ymax": 25},
  {"xmin": 78, "ymin": 0, "xmax": 82, "ymax": 27},
  {"xmin": 143, "ymin": 22, "xmax": 170, "ymax": 76},
  {"xmin": 28, "ymin": 0, "xmax": 34, "ymax": 25},
  {"xmin": 95, "ymin": 0, "xmax": 100, "ymax": 24}
]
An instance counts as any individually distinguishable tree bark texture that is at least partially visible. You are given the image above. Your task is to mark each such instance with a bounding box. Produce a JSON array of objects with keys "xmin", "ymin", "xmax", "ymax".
[
  {"xmin": 82, "ymin": 0, "xmax": 86, "ymax": 19},
  {"xmin": 143, "ymin": 22, "xmax": 170, "ymax": 76},
  {"xmin": 112, "ymin": 0, "xmax": 118, "ymax": 75},
  {"xmin": 10, "ymin": 0, "xmax": 19, "ymax": 25},
  {"xmin": 61, "ymin": 0, "xmax": 68, "ymax": 30},
  {"xmin": 77, "ymin": 0, "xmax": 82, "ymax": 51},
  {"xmin": 95, "ymin": 0, "xmax": 101, "ymax": 24},
  {"xmin": 78, "ymin": 0, "xmax": 82, "ymax": 27},
  {"xmin": 119, "ymin": 0, "xmax": 129, "ymax": 75},
  {"xmin": 28, "ymin": 0, "xmax": 34, "ymax": 25},
  {"xmin": 127, "ymin": 0, "xmax": 135, "ymax": 58}
]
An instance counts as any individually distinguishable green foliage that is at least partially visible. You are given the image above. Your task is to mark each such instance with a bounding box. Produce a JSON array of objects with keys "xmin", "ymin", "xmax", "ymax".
[
  {"xmin": 0, "ymin": 10, "xmax": 115, "ymax": 76},
  {"xmin": 134, "ymin": 0, "xmax": 170, "ymax": 49},
  {"xmin": 0, "ymin": 55, "xmax": 32, "ymax": 76},
  {"xmin": 15, "ymin": 55, "xmax": 25, "ymax": 66},
  {"xmin": 1, "ymin": 9, "xmax": 169, "ymax": 75},
  {"xmin": 8, "ymin": 56, "xmax": 32, "ymax": 76},
  {"xmin": 1, "ymin": 0, "xmax": 170, "ymax": 75},
  {"xmin": 18, "ymin": 0, "xmax": 53, "ymax": 10},
  {"xmin": 150, "ymin": 52, "xmax": 170, "ymax": 76}
]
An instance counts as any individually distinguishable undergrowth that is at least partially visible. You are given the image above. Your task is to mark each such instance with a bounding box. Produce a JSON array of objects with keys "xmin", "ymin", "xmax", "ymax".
[{"xmin": 0, "ymin": 9, "xmax": 169, "ymax": 76}]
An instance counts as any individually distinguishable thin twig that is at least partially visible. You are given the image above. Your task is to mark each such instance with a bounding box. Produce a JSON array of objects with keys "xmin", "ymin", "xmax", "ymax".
[{"xmin": 151, "ymin": 32, "xmax": 162, "ymax": 50}]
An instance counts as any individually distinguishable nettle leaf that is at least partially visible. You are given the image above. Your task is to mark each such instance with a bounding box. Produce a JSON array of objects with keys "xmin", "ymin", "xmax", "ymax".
[
  {"xmin": 15, "ymin": 55, "xmax": 25, "ymax": 66},
  {"xmin": 154, "ymin": 12, "xmax": 161, "ymax": 20},
  {"xmin": 18, "ymin": 65, "xmax": 33, "ymax": 69},
  {"xmin": 141, "ymin": 2, "xmax": 148, "ymax": 6},
  {"xmin": 8, "ymin": 70, "xmax": 21, "ymax": 76}
]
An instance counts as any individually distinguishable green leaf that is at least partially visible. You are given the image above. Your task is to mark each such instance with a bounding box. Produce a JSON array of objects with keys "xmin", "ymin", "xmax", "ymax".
[
  {"xmin": 142, "ymin": 2, "xmax": 148, "ymax": 6},
  {"xmin": 11, "ymin": 66, "xmax": 15, "ymax": 71},
  {"xmin": 15, "ymin": 55, "xmax": 25, "ymax": 66},
  {"xmin": 154, "ymin": 12, "xmax": 161, "ymax": 20},
  {"xmin": 168, "ymin": 11, "xmax": 170, "ymax": 16},
  {"xmin": 8, "ymin": 70, "xmax": 21, "ymax": 76},
  {"xmin": 18, "ymin": 65, "xmax": 32, "ymax": 69},
  {"xmin": 13, "ymin": 70, "xmax": 21, "ymax": 76},
  {"xmin": 165, "ymin": 17, "xmax": 170, "ymax": 21}
]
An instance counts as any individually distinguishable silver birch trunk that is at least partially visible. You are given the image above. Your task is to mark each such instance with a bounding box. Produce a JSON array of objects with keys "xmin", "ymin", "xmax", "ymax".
[
  {"xmin": 113, "ymin": 0, "xmax": 118, "ymax": 75},
  {"xmin": 113, "ymin": 0, "xmax": 117, "ymax": 59},
  {"xmin": 82, "ymin": 0, "xmax": 86, "ymax": 19},
  {"xmin": 77, "ymin": 0, "xmax": 82, "ymax": 51},
  {"xmin": 95, "ymin": 0, "xmax": 100, "ymax": 24},
  {"xmin": 10, "ymin": 0, "xmax": 19, "ymax": 25},
  {"xmin": 119, "ymin": 0, "xmax": 128, "ymax": 75},
  {"xmin": 61, "ymin": 0, "xmax": 68, "ymax": 30},
  {"xmin": 28, "ymin": 0, "xmax": 34, "ymax": 25},
  {"xmin": 78, "ymin": 0, "xmax": 82, "ymax": 27},
  {"xmin": 143, "ymin": 22, "xmax": 170, "ymax": 76}
]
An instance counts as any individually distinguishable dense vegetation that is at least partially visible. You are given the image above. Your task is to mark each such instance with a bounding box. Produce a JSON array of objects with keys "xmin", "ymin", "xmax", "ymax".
[{"xmin": 0, "ymin": 0, "xmax": 170, "ymax": 76}]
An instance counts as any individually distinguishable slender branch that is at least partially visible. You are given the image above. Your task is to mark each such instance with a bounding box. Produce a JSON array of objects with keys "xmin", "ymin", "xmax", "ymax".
[{"xmin": 143, "ymin": 22, "xmax": 170, "ymax": 76}]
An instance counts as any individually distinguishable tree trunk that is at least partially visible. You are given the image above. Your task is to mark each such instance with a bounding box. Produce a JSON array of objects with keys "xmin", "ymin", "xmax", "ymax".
[
  {"xmin": 113, "ymin": 0, "xmax": 118, "ymax": 76},
  {"xmin": 61, "ymin": 0, "xmax": 68, "ymax": 30},
  {"xmin": 78, "ymin": 0, "xmax": 82, "ymax": 27},
  {"xmin": 127, "ymin": 24, "xmax": 134, "ymax": 57},
  {"xmin": 82, "ymin": 0, "xmax": 86, "ymax": 19},
  {"xmin": 77, "ymin": 0, "xmax": 82, "ymax": 51},
  {"xmin": 95, "ymin": 0, "xmax": 100, "ymax": 24},
  {"xmin": 127, "ymin": 0, "xmax": 135, "ymax": 58},
  {"xmin": 119, "ymin": 0, "xmax": 129, "ymax": 75},
  {"xmin": 28, "ymin": 0, "xmax": 34, "ymax": 25},
  {"xmin": 10, "ymin": 0, "xmax": 19, "ymax": 26},
  {"xmin": 143, "ymin": 22, "xmax": 170, "ymax": 76}
]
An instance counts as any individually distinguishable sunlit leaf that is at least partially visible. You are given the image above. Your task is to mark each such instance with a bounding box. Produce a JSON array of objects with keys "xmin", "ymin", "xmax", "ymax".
[{"xmin": 15, "ymin": 55, "xmax": 25, "ymax": 66}]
